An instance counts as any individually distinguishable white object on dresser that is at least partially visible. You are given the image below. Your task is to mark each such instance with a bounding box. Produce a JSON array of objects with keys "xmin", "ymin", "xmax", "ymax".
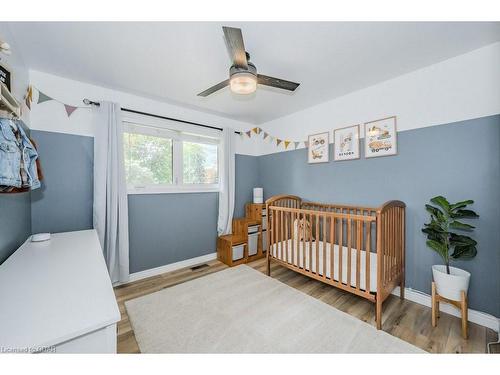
[
  {"xmin": 31, "ymin": 232, "xmax": 51, "ymax": 242},
  {"xmin": 0, "ymin": 230, "xmax": 120, "ymax": 353},
  {"xmin": 253, "ymin": 187, "xmax": 263, "ymax": 204}
]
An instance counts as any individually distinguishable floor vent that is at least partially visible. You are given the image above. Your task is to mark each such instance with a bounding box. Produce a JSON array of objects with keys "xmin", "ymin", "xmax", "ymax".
[{"xmin": 190, "ymin": 263, "xmax": 209, "ymax": 271}]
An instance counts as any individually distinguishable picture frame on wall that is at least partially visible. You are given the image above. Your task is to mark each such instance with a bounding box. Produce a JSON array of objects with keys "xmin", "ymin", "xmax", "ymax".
[
  {"xmin": 364, "ymin": 116, "xmax": 398, "ymax": 158},
  {"xmin": 333, "ymin": 124, "xmax": 360, "ymax": 161},
  {"xmin": 307, "ymin": 131, "xmax": 329, "ymax": 164}
]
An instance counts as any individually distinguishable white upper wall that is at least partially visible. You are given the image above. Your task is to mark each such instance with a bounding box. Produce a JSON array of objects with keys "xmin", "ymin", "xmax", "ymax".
[
  {"xmin": 257, "ymin": 42, "xmax": 500, "ymax": 155},
  {"xmin": 29, "ymin": 70, "xmax": 260, "ymax": 155}
]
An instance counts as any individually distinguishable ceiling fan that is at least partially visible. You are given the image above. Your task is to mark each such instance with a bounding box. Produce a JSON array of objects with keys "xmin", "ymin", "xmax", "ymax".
[{"xmin": 197, "ymin": 26, "xmax": 300, "ymax": 97}]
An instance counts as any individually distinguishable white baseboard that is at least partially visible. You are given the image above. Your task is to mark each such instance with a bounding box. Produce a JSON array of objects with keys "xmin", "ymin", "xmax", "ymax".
[
  {"xmin": 392, "ymin": 287, "xmax": 499, "ymax": 332},
  {"xmin": 116, "ymin": 252, "xmax": 217, "ymax": 286}
]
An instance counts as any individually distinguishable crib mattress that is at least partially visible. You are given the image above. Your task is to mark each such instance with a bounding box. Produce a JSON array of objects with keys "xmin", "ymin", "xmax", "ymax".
[{"xmin": 271, "ymin": 239, "xmax": 378, "ymax": 292}]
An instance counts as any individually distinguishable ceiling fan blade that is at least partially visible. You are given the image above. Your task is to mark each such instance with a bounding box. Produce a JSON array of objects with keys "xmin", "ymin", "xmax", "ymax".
[
  {"xmin": 222, "ymin": 26, "xmax": 248, "ymax": 69},
  {"xmin": 257, "ymin": 74, "xmax": 300, "ymax": 92},
  {"xmin": 197, "ymin": 79, "xmax": 230, "ymax": 97}
]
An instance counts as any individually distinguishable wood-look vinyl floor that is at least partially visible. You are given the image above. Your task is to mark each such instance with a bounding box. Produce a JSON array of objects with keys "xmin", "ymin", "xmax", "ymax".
[{"xmin": 114, "ymin": 258, "xmax": 498, "ymax": 354}]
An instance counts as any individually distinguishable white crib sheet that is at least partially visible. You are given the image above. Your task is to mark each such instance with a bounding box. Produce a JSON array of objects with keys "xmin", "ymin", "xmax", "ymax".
[{"xmin": 271, "ymin": 239, "xmax": 378, "ymax": 292}]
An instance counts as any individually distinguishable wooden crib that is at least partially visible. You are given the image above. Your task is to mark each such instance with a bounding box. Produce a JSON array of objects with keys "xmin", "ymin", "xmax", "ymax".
[{"xmin": 265, "ymin": 195, "xmax": 406, "ymax": 330}]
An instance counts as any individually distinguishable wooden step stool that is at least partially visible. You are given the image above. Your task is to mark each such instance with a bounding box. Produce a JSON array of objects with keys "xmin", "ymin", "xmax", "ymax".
[{"xmin": 431, "ymin": 281, "xmax": 468, "ymax": 339}]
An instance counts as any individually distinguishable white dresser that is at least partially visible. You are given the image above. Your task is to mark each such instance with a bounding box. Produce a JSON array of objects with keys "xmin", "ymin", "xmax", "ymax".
[{"xmin": 0, "ymin": 230, "xmax": 120, "ymax": 353}]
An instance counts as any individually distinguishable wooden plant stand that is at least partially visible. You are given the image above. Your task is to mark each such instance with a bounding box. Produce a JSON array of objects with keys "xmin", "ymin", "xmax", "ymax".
[{"xmin": 431, "ymin": 281, "xmax": 468, "ymax": 339}]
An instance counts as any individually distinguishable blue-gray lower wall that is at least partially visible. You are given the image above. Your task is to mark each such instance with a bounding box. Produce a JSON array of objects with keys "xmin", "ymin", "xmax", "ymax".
[
  {"xmin": 234, "ymin": 154, "xmax": 260, "ymax": 218},
  {"xmin": 128, "ymin": 193, "xmax": 218, "ymax": 273},
  {"xmin": 0, "ymin": 193, "xmax": 31, "ymax": 264},
  {"xmin": 31, "ymin": 131, "xmax": 94, "ymax": 234},
  {"xmin": 258, "ymin": 115, "xmax": 500, "ymax": 316}
]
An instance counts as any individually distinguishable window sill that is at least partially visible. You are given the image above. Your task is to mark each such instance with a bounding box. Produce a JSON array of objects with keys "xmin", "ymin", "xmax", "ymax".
[{"xmin": 127, "ymin": 187, "xmax": 220, "ymax": 195}]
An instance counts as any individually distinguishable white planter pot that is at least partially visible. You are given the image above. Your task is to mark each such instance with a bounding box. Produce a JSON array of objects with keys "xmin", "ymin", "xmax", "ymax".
[{"xmin": 432, "ymin": 265, "xmax": 470, "ymax": 301}]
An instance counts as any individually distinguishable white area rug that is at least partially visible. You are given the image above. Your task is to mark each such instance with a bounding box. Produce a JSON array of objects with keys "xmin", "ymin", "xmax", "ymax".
[{"xmin": 125, "ymin": 265, "xmax": 424, "ymax": 353}]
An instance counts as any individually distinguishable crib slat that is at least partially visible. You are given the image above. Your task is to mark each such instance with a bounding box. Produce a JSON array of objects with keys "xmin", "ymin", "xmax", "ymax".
[
  {"xmin": 280, "ymin": 210, "xmax": 284, "ymax": 262},
  {"xmin": 347, "ymin": 219, "xmax": 352, "ymax": 287},
  {"xmin": 291, "ymin": 211, "xmax": 295, "ymax": 267},
  {"xmin": 309, "ymin": 214, "xmax": 313, "ymax": 273},
  {"xmin": 330, "ymin": 217, "xmax": 335, "ymax": 282},
  {"xmin": 356, "ymin": 219, "xmax": 361, "ymax": 291},
  {"xmin": 302, "ymin": 212, "xmax": 306, "ymax": 270},
  {"xmin": 323, "ymin": 215, "xmax": 327, "ymax": 280},
  {"xmin": 339, "ymin": 218, "xmax": 343, "ymax": 285},
  {"xmin": 315, "ymin": 214, "xmax": 319, "ymax": 275},
  {"xmin": 366, "ymin": 221, "xmax": 371, "ymax": 294}
]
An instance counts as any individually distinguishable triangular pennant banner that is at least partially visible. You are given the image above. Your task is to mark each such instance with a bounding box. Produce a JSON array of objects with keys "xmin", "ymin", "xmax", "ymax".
[
  {"xmin": 252, "ymin": 127, "xmax": 258, "ymax": 134},
  {"xmin": 263, "ymin": 132, "xmax": 269, "ymax": 139},
  {"xmin": 284, "ymin": 141, "xmax": 291, "ymax": 149},
  {"xmin": 245, "ymin": 130, "xmax": 252, "ymax": 138},
  {"xmin": 25, "ymin": 86, "xmax": 33, "ymax": 110},
  {"xmin": 304, "ymin": 141, "xmax": 309, "ymax": 148},
  {"xmin": 37, "ymin": 91, "xmax": 53, "ymax": 104},
  {"xmin": 64, "ymin": 105, "xmax": 78, "ymax": 117},
  {"xmin": 294, "ymin": 141, "xmax": 300, "ymax": 149},
  {"xmin": 276, "ymin": 139, "xmax": 282, "ymax": 146}
]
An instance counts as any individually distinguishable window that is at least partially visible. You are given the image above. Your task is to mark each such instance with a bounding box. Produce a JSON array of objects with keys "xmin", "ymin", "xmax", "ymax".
[{"xmin": 123, "ymin": 122, "xmax": 220, "ymax": 194}]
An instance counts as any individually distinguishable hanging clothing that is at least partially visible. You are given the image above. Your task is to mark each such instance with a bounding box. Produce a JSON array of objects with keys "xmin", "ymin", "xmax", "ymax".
[{"xmin": 0, "ymin": 117, "xmax": 41, "ymax": 191}]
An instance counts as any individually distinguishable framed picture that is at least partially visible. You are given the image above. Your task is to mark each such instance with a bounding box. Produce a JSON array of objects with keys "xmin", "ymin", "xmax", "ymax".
[
  {"xmin": 0, "ymin": 63, "xmax": 11, "ymax": 92},
  {"xmin": 364, "ymin": 116, "xmax": 398, "ymax": 158},
  {"xmin": 307, "ymin": 132, "xmax": 329, "ymax": 163},
  {"xmin": 334, "ymin": 124, "xmax": 360, "ymax": 161}
]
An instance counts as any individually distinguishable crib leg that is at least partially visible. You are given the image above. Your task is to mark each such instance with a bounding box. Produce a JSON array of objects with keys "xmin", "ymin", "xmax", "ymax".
[
  {"xmin": 266, "ymin": 255, "xmax": 271, "ymax": 276},
  {"xmin": 376, "ymin": 299, "xmax": 382, "ymax": 330}
]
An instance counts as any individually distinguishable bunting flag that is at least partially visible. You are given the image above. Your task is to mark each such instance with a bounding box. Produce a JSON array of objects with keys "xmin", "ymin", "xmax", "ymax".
[
  {"xmin": 25, "ymin": 86, "xmax": 33, "ymax": 109},
  {"xmin": 37, "ymin": 91, "xmax": 53, "ymax": 104},
  {"xmin": 245, "ymin": 130, "xmax": 252, "ymax": 138},
  {"xmin": 252, "ymin": 127, "xmax": 261, "ymax": 134},
  {"xmin": 276, "ymin": 139, "xmax": 282, "ymax": 146},
  {"xmin": 64, "ymin": 104, "xmax": 78, "ymax": 117},
  {"xmin": 294, "ymin": 141, "xmax": 300, "ymax": 149},
  {"xmin": 263, "ymin": 132, "xmax": 269, "ymax": 140},
  {"xmin": 284, "ymin": 141, "xmax": 291, "ymax": 149}
]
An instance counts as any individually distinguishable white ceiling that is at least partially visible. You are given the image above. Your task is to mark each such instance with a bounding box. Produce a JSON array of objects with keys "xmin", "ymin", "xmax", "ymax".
[{"xmin": 6, "ymin": 22, "xmax": 500, "ymax": 124}]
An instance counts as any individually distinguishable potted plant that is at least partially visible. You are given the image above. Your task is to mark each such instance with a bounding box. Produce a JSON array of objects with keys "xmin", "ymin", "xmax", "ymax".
[{"xmin": 422, "ymin": 196, "xmax": 479, "ymax": 301}]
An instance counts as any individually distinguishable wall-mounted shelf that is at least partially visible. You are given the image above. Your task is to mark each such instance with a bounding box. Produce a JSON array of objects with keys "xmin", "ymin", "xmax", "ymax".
[{"xmin": 0, "ymin": 82, "xmax": 20, "ymax": 118}]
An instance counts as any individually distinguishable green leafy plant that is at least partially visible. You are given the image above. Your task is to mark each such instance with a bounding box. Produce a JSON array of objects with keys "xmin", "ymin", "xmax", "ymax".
[{"xmin": 422, "ymin": 196, "xmax": 479, "ymax": 274}]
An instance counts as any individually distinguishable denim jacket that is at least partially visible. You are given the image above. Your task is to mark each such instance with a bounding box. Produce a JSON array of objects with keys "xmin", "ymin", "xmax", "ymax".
[{"xmin": 0, "ymin": 118, "xmax": 40, "ymax": 189}]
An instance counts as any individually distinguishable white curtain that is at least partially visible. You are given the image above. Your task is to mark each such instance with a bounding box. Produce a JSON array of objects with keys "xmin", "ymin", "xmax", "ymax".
[
  {"xmin": 217, "ymin": 127, "xmax": 235, "ymax": 235},
  {"xmin": 93, "ymin": 102, "xmax": 129, "ymax": 283}
]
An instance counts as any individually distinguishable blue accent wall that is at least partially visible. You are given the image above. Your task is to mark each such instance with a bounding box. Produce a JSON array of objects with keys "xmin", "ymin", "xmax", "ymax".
[
  {"xmin": 31, "ymin": 131, "xmax": 94, "ymax": 234},
  {"xmin": 258, "ymin": 115, "xmax": 500, "ymax": 316},
  {"xmin": 234, "ymin": 154, "xmax": 260, "ymax": 218},
  {"xmin": 0, "ymin": 193, "xmax": 31, "ymax": 264},
  {"xmin": 128, "ymin": 193, "xmax": 218, "ymax": 273}
]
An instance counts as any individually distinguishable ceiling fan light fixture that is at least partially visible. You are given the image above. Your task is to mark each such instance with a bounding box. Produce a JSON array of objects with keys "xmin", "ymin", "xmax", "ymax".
[{"xmin": 230, "ymin": 72, "xmax": 257, "ymax": 95}]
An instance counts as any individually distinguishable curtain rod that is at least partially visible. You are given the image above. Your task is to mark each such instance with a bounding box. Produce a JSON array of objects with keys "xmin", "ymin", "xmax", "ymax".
[{"xmin": 83, "ymin": 99, "xmax": 241, "ymax": 135}]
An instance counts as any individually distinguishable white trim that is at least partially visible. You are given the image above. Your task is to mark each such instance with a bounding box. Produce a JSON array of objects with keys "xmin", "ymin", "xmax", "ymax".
[
  {"xmin": 115, "ymin": 252, "xmax": 217, "ymax": 286},
  {"xmin": 127, "ymin": 187, "xmax": 220, "ymax": 195},
  {"xmin": 392, "ymin": 287, "xmax": 499, "ymax": 332}
]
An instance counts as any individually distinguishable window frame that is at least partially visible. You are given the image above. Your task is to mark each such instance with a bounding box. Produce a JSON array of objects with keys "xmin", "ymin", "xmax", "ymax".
[{"xmin": 122, "ymin": 113, "xmax": 222, "ymax": 195}]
